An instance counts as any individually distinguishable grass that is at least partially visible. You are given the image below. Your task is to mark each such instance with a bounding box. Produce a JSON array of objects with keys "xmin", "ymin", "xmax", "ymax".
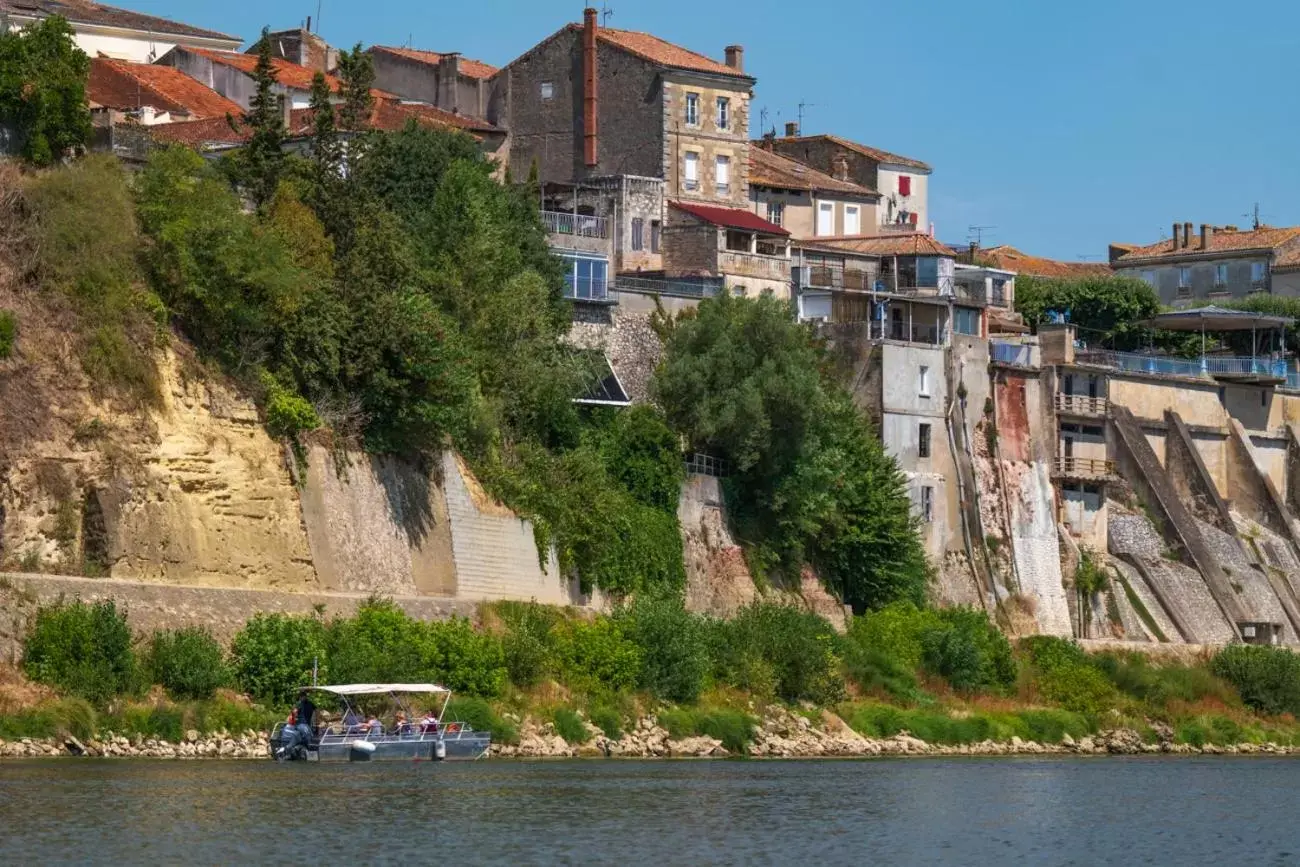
[
  {"xmin": 552, "ymin": 706, "xmax": 590, "ymax": 744},
  {"xmin": 658, "ymin": 707, "xmax": 756, "ymax": 754},
  {"xmin": 842, "ymin": 702, "xmax": 1093, "ymax": 745},
  {"xmin": 0, "ymin": 696, "xmax": 278, "ymax": 742},
  {"xmin": 1115, "ymin": 573, "xmax": 1168, "ymax": 643}
]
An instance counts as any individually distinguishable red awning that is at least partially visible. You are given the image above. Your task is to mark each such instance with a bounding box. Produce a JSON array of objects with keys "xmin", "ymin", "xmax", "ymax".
[{"xmin": 671, "ymin": 201, "xmax": 790, "ymax": 236}]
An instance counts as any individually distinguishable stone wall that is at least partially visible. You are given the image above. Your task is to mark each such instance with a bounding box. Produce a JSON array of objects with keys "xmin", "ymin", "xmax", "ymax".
[{"xmin": 566, "ymin": 309, "xmax": 664, "ymax": 403}]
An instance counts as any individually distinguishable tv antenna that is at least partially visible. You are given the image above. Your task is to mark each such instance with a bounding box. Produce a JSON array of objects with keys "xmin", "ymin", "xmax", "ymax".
[
  {"xmin": 1244, "ymin": 202, "xmax": 1262, "ymax": 230},
  {"xmin": 758, "ymin": 107, "xmax": 770, "ymax": 135},
  {"xmin": 796, "ymin": 100, "xmax": 816, "ymax": 135},
  {"xmin": 600, "ymin": 2, "xmax": 614, "ymax": 24},
  {"xmin": 967, "ymin": 225, "xmax": 996, "ymax": 246}
]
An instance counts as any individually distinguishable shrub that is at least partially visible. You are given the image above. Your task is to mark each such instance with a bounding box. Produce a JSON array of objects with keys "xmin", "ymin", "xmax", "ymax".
[
  {"xmin": 230, "ymin": 613, "xmax": 328, "ymax": 706},
  {"xmin": 599, "ymin": 404, "xmax": 684, "ymax": 513},
  {"xmin": 264, "ymin": 384, "xmax": 320, "ymax": 439},
  {"xmin": 495, "ymin": 601, "xmax": 560, "ymax": 688},
  {"xmin": 616, "ymin": 592, "xmax": 708, "ymax": 703},
  {"xmin": 0, "ymin": 309, "xmax": 15, "ymax": 359},
  {"xmin": 843, "ymin": 645, "xmax": 923, "ymax": 703},
  {"xmin": 847, "ymin": 603, "xmax": 942, "ymax": 671},
  {"xmin": 919, "ymin": 608, "xmax": 1016, "ymax": 693},
  {"xmin": 325, "ymin": 599, "xmax": 426, "ymax": 685},
  {"xmin": 659, "ymin": 707, "xmax": 756, "ymax": 754},
  {"xmin": 552, "ymin": 618, "xmax": 642, "ymax": 695},
  {"xmin": 552, "ymin": 707, "xmax": 591, "ymax": 744},
  {"xmin": 712, "ymin": 604, "xmax": 844, "ymax": 704},
  {"xmin": 588, "ymin": 704, "xmax": 623, "ymax": 740},
  {"xmin": 22, "ymin": 600, "xmax": 138, "ymax": 704},
  {"xmin": 145, "ymin": 628, "xmax": 229, "ymax": 700},
  {"xmin": 1092, "ymin": 651, "xmax": 1236, "ymax": 710},
  {"xmin": 1211, "ymin": 645, "xmax": 1300, "ymax": 716},
  {"xmin": 425, "ymin": 617, "xmax": 508, "ymax": 698},
  {"xmin": 1036, "ymin": 663, "xmax": 1116, "ymax": 714},
  {"xmin": 1019, "ymin": 635, "xmax": 1090, "ymax": 672},
  {"xmin": 1175, "ymin": 714, "xmax": 1247, "ymax": 747},
  {"xmin": 444, "ymin": 696, "xmax": 517, "ymax": 744}
]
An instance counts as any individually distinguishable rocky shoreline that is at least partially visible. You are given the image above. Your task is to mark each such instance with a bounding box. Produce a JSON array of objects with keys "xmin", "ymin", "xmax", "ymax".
[{"xmin": 4, "ymin": 706, "xmax": 1296, "ymax": 761}]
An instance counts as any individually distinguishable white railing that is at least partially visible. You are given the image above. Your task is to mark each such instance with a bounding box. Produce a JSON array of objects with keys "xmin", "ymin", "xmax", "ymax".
[
  {"xmin": 1056, "ymin": 394, "xmax": 1109, "ymax": 416},
  {"xmin": 718, "ymin": 250, "xmax": 790, "ymax": 280},
  {"xmin": 542, "ymin": 211, "xmax": 610, "ymax": 239}
]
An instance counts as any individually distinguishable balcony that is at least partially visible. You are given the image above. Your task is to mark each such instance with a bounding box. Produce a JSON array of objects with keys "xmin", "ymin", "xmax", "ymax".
[
  {"xmin": 990, "ymin": 341, "xmax": 1035, "ymax": 367},
  {"xmin": 718, "ymin": 249, "xmax": 790, "ymax": 281},
  {"xmin": 1054, "ymin": 457, "xmax": 1117, "ymax": 480},
  {"xmin": 542, "ymin": 210, "xmax": 609, "ymax": 239},
  {"xmin": 1077, "ymin": 350, "xmax": 1288, "ymax": 384},
  {"xmin": 801, "ymin": 262, "xmax": 875, "ymax": 291},
  {"xmin": 617, "ymin": 275, "xmax": 722, "ymax": 299},
  {"xmin": 1055, "ymin": 393, "xmax": 1109, "ymax": 417}
]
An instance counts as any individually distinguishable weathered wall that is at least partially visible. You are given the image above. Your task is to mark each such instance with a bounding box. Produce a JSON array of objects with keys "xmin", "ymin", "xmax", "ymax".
[{"xmin": 566, "ymin": 308, "xmax": 664, "ymax": 403}]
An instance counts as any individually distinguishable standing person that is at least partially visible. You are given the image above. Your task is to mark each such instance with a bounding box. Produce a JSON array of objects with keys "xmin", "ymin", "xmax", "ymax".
[{"xmin": 293, "ymin": 688, "xmax": 316, "ymax": 750}]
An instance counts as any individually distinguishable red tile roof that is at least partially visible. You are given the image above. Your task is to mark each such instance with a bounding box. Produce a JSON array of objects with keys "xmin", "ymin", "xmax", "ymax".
[
  {"xmin": 749, "ymin": 146, "xmax": 878, "ymax": 197},
  {"xmin": 812, "ymin": 233, "xmax": 954, "ymax": 257},
  {"xmin": 558, "ymin": 23, "xmax": 749, "ymax": 79},
  {"xmin": 978, "ymin": 245, "xmax": 1110, "ymax": 279},
  {"xmin": 1273, "ymin": 243, "xmax": 1300, "ymax": 272},
  {"xmin": 0, "ymin": 0, "xmax": 239, "ymax": 42},
  {"xmin": 182, "ymin": 48, "xmax": 395, "ymax": 99},
  {"xmin": 370, "ymin": 46, "xmax": 499, "ymax": 81},
  {"xmin": 778, "ymin": 133, "xmax": 930, "ymax": 172},
  {"xmin": 1113, "ymin": 225, "xmax": 1300, "ymax": 265},
  {"xmin": 671, "ymin": 201, "xmax": 789, "ymax": 235},
  {"xmin": 88, "ymin": 58, "xmax": 242, "ymax": 119}
]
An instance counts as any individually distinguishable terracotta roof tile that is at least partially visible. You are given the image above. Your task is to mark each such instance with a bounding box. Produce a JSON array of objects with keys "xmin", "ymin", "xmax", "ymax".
[
  {"xmin": 671, "ymin": 201, "xmax": 789, "ymax": 235},
  {"xmin": 978, "ymin": 245, "xmax": 1110, "ymax": 279},
  {"xmin": 812, "ymin": 233, "xmax": 954, "ymax": 257},
  {"xmin": 1270, "ymin": 241, "xmax": 1300, "ymax": 272},
  {"xmin": 563, "ymin": 24, "xmax": 749, "ymax": 79},
  {"xmin": 0, "ymin": 0, "xmax": 239, "ymax": 42},
  {"xmin": 370, "ymin": 46, "xmax": 499, "ymax": 81},
  {"xmin": 778, "ymin": 133, "xmax": 930, "ymax": 172},
  {"xmin": 182, "ymin": 48, "xmax": 396, "ymax": 99},
  {"xmin": 749, "ymin": 147, "xmax": 878, "ymax": 197},
  {"xmin": 88, "ymin": 58, "xmax": 242, "ymax": 119},
  {"xmin": 1114, "ymin": 226, "xmax": 1300, "ymax": 265}
]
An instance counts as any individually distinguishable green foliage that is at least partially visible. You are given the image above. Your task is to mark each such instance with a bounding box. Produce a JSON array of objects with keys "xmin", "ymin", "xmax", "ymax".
[
  {"xmin": 495, "ymin": 601, "xmax": 561, "ymax": 687},
  {"xmin": 843, "ymin": 646, "xmax": 923, "ymax": 703},
  {"xmin": 334, "ymin": 44, "xmax": 375, "ymax": 134},
  {"xmin": 1014, "ymin": 274, "xmax": 1161, "ymax": 350},
  {"xmin": 145, "ymin": 628, "xmax": 229, "ymax": 700},
  {"xmin": 1092, "ymin": 651, "xmax": 1235, "ymax": 709},
  {"xmin": 425, "ymin": 617, "xmax": 508, "ymax": 697},
  {"xmin": 444, "ymin": 696, "xmax": 518, "ymax": 744},
  {"xmin": 0, "ymin": 16, "xmax": 91, "ymax": 165},
  {"xmin": 1175, "ymin": 714, "xmax": 1246, "ymax": 747},
  {"xmin": 1074, "ymin": 550, "xmax": 1110, "ymax": 596},
  {"xmin": 0, "ymin": 309, "xmax": 15, "ymax": 359},
  {"xmin": 599, "ymin": 405, "xmax": 685, "ymax": 513},
  {"xmin": 616, "ymin": 592, "xmax": 708, "ymax": 703},
  {"xmin": 262, "ymin": 376, "xmax": 320, "ymax": 439},
  {"xmin": 711, "ymin": 604, "xmax": 845, "ymax": 704},
  {"xmin": 230, "ymin": 613, "xmax": 328, "ymax": 706},
  {"xmin": 238, "ymin": 29, "xmax": 285, "ymax": 206},
  {"xmin": 588, "ymin": 704, "xmax": 624, "ymax": 740},
  {"xmin": 654, "ymin": 292, "xmax": 927, "ymax": 610},
  {"xmin": 658, "ymin": 707, "xmax": 756, "ymax": 754},
  {"xmin": 552, "ymin": 706, "xmax": 591, "ymax": 744},
  {"xmin": 1019, "ymin": 636, "xmax": 1116, "ymax": 714},
  {"xmin": 919, "ymin": 608, "xmax": 1016, "ymax": 693},
  {"xmin": 22, "ymin": 600, "xmax": 137, "ymax": 704},
  {"xmin": 847, "ymin": 603, "xmax": 943, "ymax": 671},
  {"xmin": 845, "ymin": 703, "xmax": 1093, "ymax": 745},
  {"xmin": 552, "ymin": 618, "xmax": 642, "ymax": 695},
  {"xmin": 1210, "ymin": 645, "xmax": 1300, "ymax": 716}
]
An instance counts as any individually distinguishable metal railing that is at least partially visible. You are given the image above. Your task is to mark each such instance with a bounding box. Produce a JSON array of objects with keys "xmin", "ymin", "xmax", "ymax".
[
  {"xmin": 1055, "ymin": 457, "xmax": 1116, "ymax": 478},
  {"xmin": 990, "ymin": 341, "xmax": 1034, "ymax": 367},
  {"xmin": 1285, "ymin": 373, "xmax": 1300, "ymax": 391},
  {"xmin": 1076, "ymin": 350, "xmax": 1287, "ymax": 381},
  {"xmin": 1055, "ymin": 393, "xmax": 1109, "ymax": 416},
  {"xmin": 542, "ymin": 211, "xmax": 610, "ymax": 239},
  {"xmin": 617, "ymin": 276, "xmax": 722, "ymax": 299},
  {"xmin": 802, "ymin": 262, "xmax": 876, "ymax": 291},
  {"xmin": 718, "ymin": 250, "xmax": 790, "ymax": 280},
  {"xmin": 685, "ymin": 453, "xmax": 728, "ymax": 477},
  {"xmin": 1200, "ymin": 356, "xmax": 1288, "ymax": 378}
]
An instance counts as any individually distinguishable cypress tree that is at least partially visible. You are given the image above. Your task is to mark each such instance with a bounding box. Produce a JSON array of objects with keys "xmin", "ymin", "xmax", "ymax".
[{"xmin": 242, "ymin": 27, "xmax": 285, "ymax": 206}]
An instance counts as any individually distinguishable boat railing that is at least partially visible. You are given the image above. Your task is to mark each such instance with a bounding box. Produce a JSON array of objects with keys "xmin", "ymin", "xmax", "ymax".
[{"xmin": 313, "ymin": 721, "xmax": 480, "ymax": 745}]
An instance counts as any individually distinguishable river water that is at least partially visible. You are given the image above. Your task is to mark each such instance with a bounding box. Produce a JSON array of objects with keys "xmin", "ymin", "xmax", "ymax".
[{"xmin": 4, "ymin": 757, "xmax": 1297, "ymax": 865}]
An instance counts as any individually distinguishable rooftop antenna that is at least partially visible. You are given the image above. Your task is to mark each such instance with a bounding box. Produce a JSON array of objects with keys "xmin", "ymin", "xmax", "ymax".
[
  {"xmin": 1244, "ymin": 202, "xmax": 1262, "ymax": 230},
  {"xmin": 758, "ymin": 107, "xmax": 769, "ymax": 134},
  {"xmin": 796, "ymin": 100, "xmax": 816, "ymax": 135},
  {"xmin": 600, "ymin": 2, "xmax": 614, "ymax": 24},
  {"xmin": 967, "ymin": 225, "xmax": 996, "ymax": 246},
  {"xmin": 315, "ymin": 0, "xmax": 322, "ymax": 32}
]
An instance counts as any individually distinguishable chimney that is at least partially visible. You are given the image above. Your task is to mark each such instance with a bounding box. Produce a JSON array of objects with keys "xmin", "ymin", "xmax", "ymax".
[
  {"xmin": 438, "ymin": 52, "xmax": 461, "ymax": 113},
  {"xmin": 1172, "ymin": 221, "xmax": 1181, "ymax": 250},
  {"xmin": 1183, "ymin": 222, "xmax": 1193, "ymax": 250},
  {"xmin": 784, "ymin": 121, "xmax": 798, "ymax": 137},
  {"xmin": 831, "ymin": 152, "xmax": 849, "ymax": 182},
  {"xmin": 582, "ymin": 7, "xmax": 599, "ymax": 167},
  {"xmin": 1201, "ymin": 223, "xmax": 1213, "ymax": 250},
  {"xmin": 724, "ymin": 44, "xmax": 744, "ymax": 72},
  {"xmin": 278, "ymin": 93, "xmax": 292, "ymax": 132}
]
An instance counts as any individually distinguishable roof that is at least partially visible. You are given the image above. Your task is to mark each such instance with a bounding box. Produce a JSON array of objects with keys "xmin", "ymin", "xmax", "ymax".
[
  {"xmin": 181, "ymin": 47, "xmax": 395, "ymax": 99},
  {"xmin": 559, "ymin": 23, "xmax": 750, "ymax": 79},
  {"xmin": 813, "ymin": 233, "xmax": 955, "ymax": 257},
  {"xmin": 1138, "ymin": 306, "xmax": 1294, "ymax": 332},
  {"xmin": 1274, "ymin": 244, "xmax": 1300, "ymax": 272},
  {"xmin": 370, "ymin": 46, "xmax": 499, "ymax": 81},
  {"xmin": 671, "ymin": 201, "xmax": 789, "ymax": 236},
  {"xmin": 749, "ymin": 146, "xmax": 878, "ymax": 197},
  {"xmin": 315, "ymin": 683, "xmax": 450, "ymax": 696},
  {"xmin": 88, "ymin": 57, "xmax": 242, "ymax": 119},
  {"xmin": 1113, "ymin": 226, "xmax": 1300, "ymax": 266},
  {"xmin": 978, "ymin": 245, "xmax": 1110, "ymax": 279},
  {"xmin": 0, "ymin": 0, "xmax": 240, "ymax": 42},
  {"xmin": 777, "ymin": 133, "xmax": 930, "ymax": 172}
]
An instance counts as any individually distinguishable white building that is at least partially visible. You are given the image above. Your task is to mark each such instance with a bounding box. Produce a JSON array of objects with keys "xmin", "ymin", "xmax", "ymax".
[{"xmin": 1, "ymin": 0, "xmax": 241, "ymax": 64}]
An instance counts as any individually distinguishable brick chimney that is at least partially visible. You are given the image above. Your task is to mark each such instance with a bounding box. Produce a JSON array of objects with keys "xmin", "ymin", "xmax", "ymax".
[
  {"xmin": 784, "ymin": 121, "xmax": 798, "ymax": 137},
  {"xmin": 582, "ymin": 7, "xmax": 599, "ymax": 167},
  {"xmin": 438, "ymin": 52, "xmax": 461, "ymax": 113},
  {"xmin": 1201, "ymin": 223, "xmax": 1213, "ymax": 250},
  {"xmin": 1172, "ymin": 221, "xmax": 1181, "ymax": 250},
  {"xmin": 724, "ymin": 44, "xmax": 744, "ymax": 72},
  {"xmin": 831, "ymin": 152, "xmax": 850, "ymax": 182},
  {"xmin": 1183, "ymin": 222, "xmax": 1194, "ymax": 250}
]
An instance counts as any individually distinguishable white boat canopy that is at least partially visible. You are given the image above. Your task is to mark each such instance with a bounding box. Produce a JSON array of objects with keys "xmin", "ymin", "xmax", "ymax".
[{"xmin": 314, "ymin": 683, "xmax": 450, "ymax": 696}]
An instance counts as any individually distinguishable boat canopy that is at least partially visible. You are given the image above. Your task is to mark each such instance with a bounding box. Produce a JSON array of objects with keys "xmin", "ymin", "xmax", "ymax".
[{"xmin": 314, "ymin": 683, "xmax": 450, "ymax": 696}]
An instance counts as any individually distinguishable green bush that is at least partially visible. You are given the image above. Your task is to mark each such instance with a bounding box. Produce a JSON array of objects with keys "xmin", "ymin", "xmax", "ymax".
[
  {"xmin": 1210, "ymin": 645, "xmax": 1300, "ymax": 716},
  {"xmin": 616, "ymin": 592, "xmax": 708, "ymax": 703},
  {"xmin": 1092, "ymin": 651, "xmax": 1236, "ymax": 709},
  {"xmin": 659, "ymin": 707, "xmax": 756, "ymax": 754},
  {"xmin": 588, "ymin": 704, "xmax": 623, "ymax": 740},
  {"xmin": 145, "ymin": 628, "xmax": 229, "ymax": 700},
  {"xmin": 552, "ymin": 706, "xmax": 591, "ymax": 744},
  {"xmin": 444, "ymin": 696, "xmax": 517, "ymax": 744},
  {"xmin": 599, "ymin": 404, "xmax": 684, "ymax": 513},
  {"xmin": 325, "ymin": 599, "xmax": 426, "ymax": 685},
  {"xmin": 1036, "ymin": 663, "xmax": 1116, "ymax": 714},
  {"xmin": 425, "ymin": 617, "xmax": 507, "ymax": 697},
  {"xmin": 919, "ymin": 608, "xmax": 1016, "ymax": 693},
  {"xmin": 230, "ymin": 612, "xmax": 328, "ymax": 706},
  {"xmin": 553, "ymin": 618, "xmax": 642, "ymax": 694},
  {"xmin": 1175, "ymin": 714, "xmax": 1247, "ymax": 747},
  {"xmin": 263, "ymin": 383, "xmax": 320, "ymax": 439},
  {"xmin": 22, "ymin": 600, "xmax": 138, "ymax": 704},
  {"xmin": 495, "ymin": 601, "xmax": 560, "ymax": 688},
  {"xmin": 0, "ymin": 309, "xmax": 16, "ymax": 359},
  {"xmin": 843, "ymin": 645, "xmax": 923, "ymax": 703},
  {"xmin": 712, "ymin": 604, "xmax": 844, "ymax": 704},
  {"xmin": 847, "ymin": 603, "xmax": 942, "ymax": 671}
]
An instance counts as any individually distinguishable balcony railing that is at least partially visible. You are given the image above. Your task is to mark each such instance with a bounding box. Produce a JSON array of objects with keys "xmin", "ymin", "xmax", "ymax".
[
  {"xmin": 990, "ymin": 341, "xmax": 1034, "ymax": 367},
  {"xmin": 718, "ymin": 250, "xmax": 790, "ymax": 281},
  {"xmin": 542, "ymin": 211, "xmax": 610, "ymax": 239},
  {"xmin": 801, "ymin": 262, "xmax": 875, "ymax": 291},
  {"xmin": 1056, "ymin": 394, "xmax": 1109, "ymax": 416},
  {"xmin": 617, "ymin": 276, "xmax": 722, "ymax": 299},
  {"xmin": 1077, "ymin": 350, "xmax": 1287, "ymax": 382},
  {"xmin": 1055, "ymin": 457, "xmax": 1116, "ymax": 479}
]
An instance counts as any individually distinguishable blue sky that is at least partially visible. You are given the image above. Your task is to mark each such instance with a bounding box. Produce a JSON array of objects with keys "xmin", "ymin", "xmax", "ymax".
[{"xmin": 147, "ymin": 0, "xmax": 1300, "ymax": 260}]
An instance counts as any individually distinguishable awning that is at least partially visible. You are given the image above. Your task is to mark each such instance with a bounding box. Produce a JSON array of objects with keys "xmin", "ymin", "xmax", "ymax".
[
  {"xmin": 670, "ymin": 201, "xmax": 790, "ymax": 236},
  {"xmin": 1139, "ymin": 306, "xmax": 1294, "ymax": 332},
  {"xmin": 314, "ymin": 683, "xmax": 450, "ymax": 696}
]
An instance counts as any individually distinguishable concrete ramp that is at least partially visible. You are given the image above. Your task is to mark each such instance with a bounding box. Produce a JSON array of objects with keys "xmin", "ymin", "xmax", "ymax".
[{"xmin": 1111, "ymin": 558, "xmax": 1180, "ymax": 643}]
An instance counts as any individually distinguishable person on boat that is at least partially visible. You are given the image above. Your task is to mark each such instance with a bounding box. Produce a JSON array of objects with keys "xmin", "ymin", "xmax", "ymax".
[
  {"xmin": 419, "ymin": 711, "xmax": 439, "ymax": 734},
  {"xmin": 292, "ymin": 689, "xmax": 316, "ymax": 748},
  {"xmin": 393, "ymin": 711, "xmax": 411, "ymax": 735},
  {"xmin": 364, "ymin": 714, "xmax": 383, "ymax": 735}
]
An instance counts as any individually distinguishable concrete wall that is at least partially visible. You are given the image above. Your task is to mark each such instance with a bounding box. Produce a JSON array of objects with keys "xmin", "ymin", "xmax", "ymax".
[{"xmin": 371, "ymin": 51, "xmax": 487, "ymax": 118}]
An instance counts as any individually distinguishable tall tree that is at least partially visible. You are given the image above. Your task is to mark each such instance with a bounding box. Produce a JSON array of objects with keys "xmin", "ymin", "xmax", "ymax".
[
  {"xmin": 335, "ymin": 43, "xmax": 374, "ymax": 132},
  {"xmin": 306, "ymin": 71, "xmax": 340, "ymax": 177},
  {"xmin": 241, "ymin": 27, "xmax": 285, "ymax": 206},
  {"xmin": 0, "ymin": 15, "xmax": 91, "ymax": 165}
]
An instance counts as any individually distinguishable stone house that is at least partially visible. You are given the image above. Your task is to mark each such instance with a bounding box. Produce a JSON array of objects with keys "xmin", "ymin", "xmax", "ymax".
[
  {"xmin": 155, "ymin": 45, "xmax": 357, "ymax": 111},
  {"xmin": 663, "ymin": 201, "xmax": 791, "ymax": 299},
  {"xmin": 251, "ymin": 27, "xmax": 338, "ymax": 75},
  {"xmin": 0, "ymin": 0, "xmax": 240, "ymax": 64},
  {"xmin": 369, "ymin": 46, "xmax": 498, "ymax": 123},
  {"xmin": 768, "ymin": 132, "xmax": 932, "ymax": 233},
  {"xmin": 1110, "ymin": 222, "xmax": 1300, "ymax": 304},
  {"xmin": 748, "ymin": 144, "xmax": 881, "ymax": 240},
  {"xmin": 87, "ymin": 57, "xmax": 242, "ymax": 127}
]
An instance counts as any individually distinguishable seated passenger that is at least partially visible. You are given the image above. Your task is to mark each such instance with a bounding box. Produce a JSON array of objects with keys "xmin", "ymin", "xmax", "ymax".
[
  {"xmin": 393, "ymin": 711, "xmax": 412, "ymax": 735},
  {"xmin": 342, "ymin": 707, "xmax": 364, "ymax": 733},
  {"xmin": 419, "ymin": 712, "xmax": 439, "ymax": 734}
]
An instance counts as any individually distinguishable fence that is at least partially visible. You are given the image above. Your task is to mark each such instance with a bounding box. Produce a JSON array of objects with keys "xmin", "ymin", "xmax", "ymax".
[
  {"xmin": 1055, "ymin": 457, "xmax": 1116, "ymax": 479},
  {"xmin": 684, "ymin": 453, "xmax": 729, "ymax": 478},
  {"xmin": 1077, "ymin": 350, "xmax": 1287, "ymax": 381},
  {"xmin": 542, "ymin": 211, "xmax": 610, "ymax": 239},
  {"xmin": 562, "ymin": 276, "xmax": 613, "ymax": 303}
]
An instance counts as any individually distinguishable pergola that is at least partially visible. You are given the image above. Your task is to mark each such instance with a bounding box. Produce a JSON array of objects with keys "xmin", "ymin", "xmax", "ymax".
[{"xmin": 1138, "ymin": 305, "xmax": 1294, "ymax": 384}]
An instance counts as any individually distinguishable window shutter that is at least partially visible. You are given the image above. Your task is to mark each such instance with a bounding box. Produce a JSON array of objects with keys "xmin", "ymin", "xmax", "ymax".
[{"xmin": 899, "ymin": 175, "xmax": 912, "ymax": 196}]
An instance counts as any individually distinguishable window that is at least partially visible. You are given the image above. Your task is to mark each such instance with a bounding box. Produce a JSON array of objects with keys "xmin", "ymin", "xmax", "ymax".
[
  {"xmin": 1141, "ymin": 270, "xmax": 1155, "ymax": 287},
  {"xmin": 631, "ymin": 218, "xmax": 644, "ymax": 251},
  {"xmin": 716, "ymin": 96, "xmax": 730, "ymax": 130},
  {"xmin": 650, "ymin": 220, "xmax": 661, "ymax": 253},
  {"xmin": 540, "ymin": 82, "xmax": 554, "ymax": 100},
  {"xmin": 685, "ymin": 92, "xmax": 699, "ymax": 126},
  {"xmin": 1252, "ymin": 261, "xmax": 1267, "ymax": 284},
  {"xmin": 898, "ymin": 175, "xmax": 912, "ymax": 196},
  {"xmin": 920, "ymin": 486, "xmax": 934, "ymax": 523},
  {"xmin": 919, "ymin": 365, "xmax": 931, "ymax": 397},
  {"xmin": 816, "ymin": 201, "xmax": 834, "ymax": 236},
  {"xmin": 560, "ymin": 254, "xmax": 609, "ymax": 301},
  {"xmin": 683, "ymin": 152, "xmax": 699, "ymax": 190},
  {"xmin": 844, "ymin": 204, "xmax": 861, "ymax": 235},
  {"xmin": 767, "ymin": 202, "xmax": 784, "ymax": 227},
  {"xmin": 1214, "ymin": 263, "xmax": 1228, "ymax": 286},
  {"xmin": 954, "ymin": 307, "xmax": 980, "ymax": 335},
  {"xmin": 716, "ymin": 155, "xmax": 731, "ymax": 195},
  {"xmin": 1178, "ymin": 267, "xmax": 1192, "ymax": 288},
  {"xmin": 918, "ymin": 423, "xmax": 932, "ymax": 458}
]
